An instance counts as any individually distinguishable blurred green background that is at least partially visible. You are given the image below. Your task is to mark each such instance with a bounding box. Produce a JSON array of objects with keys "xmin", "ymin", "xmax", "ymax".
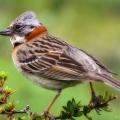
[{"xmin": 0, "ymin": 0, "xmax": 120, "ymax": 119}]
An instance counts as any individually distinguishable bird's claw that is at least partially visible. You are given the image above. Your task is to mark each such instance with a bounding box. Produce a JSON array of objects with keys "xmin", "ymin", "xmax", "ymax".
[
  {"xmin": 89, "ymin": 95, "xmax": 102, "ymax": 114},
  {"xmin": 89, "ymin": 82, "xmax": 104, "ymax": 114}
]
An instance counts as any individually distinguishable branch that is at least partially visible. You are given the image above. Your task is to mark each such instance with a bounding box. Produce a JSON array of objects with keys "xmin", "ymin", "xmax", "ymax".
[{"xmin": 0, "ymin": 71, "xmax": 117, "ymax": 120}]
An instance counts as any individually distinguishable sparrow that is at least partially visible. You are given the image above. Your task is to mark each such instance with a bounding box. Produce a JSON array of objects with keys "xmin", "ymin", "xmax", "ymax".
[{"xmin": 0, "ymin": 11, "xmax": 120, "ymax": 114}]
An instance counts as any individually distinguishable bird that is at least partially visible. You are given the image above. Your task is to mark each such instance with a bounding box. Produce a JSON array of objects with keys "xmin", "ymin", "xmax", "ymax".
[{"xmin": 0, "ymin": 11, "xmax": 120, "ymax": 115}]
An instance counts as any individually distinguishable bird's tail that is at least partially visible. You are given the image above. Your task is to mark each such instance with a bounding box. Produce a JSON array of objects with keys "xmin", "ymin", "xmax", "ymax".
[{"xmin": 91, "ymin": 73, "xmax": 120, "ymax": 91}]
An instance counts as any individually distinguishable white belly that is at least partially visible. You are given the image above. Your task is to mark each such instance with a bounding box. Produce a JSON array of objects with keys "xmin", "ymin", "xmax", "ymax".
[{"xmin": 22, "ymin": 72, "xmax": 75, "ymax": 90}]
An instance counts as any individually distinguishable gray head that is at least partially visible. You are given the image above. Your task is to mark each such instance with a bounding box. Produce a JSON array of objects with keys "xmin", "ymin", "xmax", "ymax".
[{"xmin": 0, "ymin": 11, "xmax": 40, "ymax": 37}]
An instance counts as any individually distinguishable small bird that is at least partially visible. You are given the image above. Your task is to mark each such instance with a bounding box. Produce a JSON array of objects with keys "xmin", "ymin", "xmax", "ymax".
[{"xmin": 0, "ymin": 11, "xmax": 120, "ymax": 114}]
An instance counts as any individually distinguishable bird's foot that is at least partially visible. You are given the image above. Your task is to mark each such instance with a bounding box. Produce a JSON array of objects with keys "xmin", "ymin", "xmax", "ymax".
[
  {"xmin": 89, "ymin": 82, "xmax": 116, "ymax": 114},
  {"xmin": 89, "ymin": 93, "xmax": 103, "ymax": 114},
  {"xmin": 89, "ymin": 82, "xmax": 103, "ymax": 114}
]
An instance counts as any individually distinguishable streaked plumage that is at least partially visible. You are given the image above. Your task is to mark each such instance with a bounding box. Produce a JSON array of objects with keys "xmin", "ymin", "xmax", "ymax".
[
  {"xmin": 0, "ymin": 11, "xmax": 120, "ymax": 114},
  {"xmin": 12, "ymin": 30, "xmax": 120, "ymax": 90}
]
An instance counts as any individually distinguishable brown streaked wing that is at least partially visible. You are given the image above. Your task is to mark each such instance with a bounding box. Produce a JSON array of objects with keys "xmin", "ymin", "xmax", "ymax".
[{"xmin": 20, "ymin": 50, "xmax": 87, "ymax": 81}]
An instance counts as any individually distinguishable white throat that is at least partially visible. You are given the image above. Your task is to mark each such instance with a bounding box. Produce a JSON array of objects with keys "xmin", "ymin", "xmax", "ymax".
[{"xmin": 10, "ymin": 35, "xmax": 25, "ymax": 47}]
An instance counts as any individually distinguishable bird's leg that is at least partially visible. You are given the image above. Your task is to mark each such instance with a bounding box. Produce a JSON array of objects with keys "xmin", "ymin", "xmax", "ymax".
[
  {"xmin": 89, "ymin": 82, "xmax": 96, "ymax": 101},
  {"xmin": 45, "ymin": 89, "xmax": 61, "ymax": 112},
  {"xmin": 42, "ymin": 89, "xmax": 61, "ymax": 118},
  {"xmin": 89, "ymin": 82, "xmax": 101, "ymax": 113}
]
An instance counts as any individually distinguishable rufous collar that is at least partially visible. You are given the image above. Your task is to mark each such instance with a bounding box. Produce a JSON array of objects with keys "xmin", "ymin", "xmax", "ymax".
[{"xmin": 25, "ymin": 26, "xmax": 47, "ymax": 41}]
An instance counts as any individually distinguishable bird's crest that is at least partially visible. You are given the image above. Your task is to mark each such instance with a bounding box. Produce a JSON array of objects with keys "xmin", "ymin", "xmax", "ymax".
[{"xmin": 11, "ymin": 11, "xmax": 40, "ymax": 26}]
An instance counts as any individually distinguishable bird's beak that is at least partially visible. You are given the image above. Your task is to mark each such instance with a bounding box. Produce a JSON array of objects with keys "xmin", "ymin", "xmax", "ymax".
[{"xmin": 0, "ymin": 27, "xmax": 13, "ymax": 36}]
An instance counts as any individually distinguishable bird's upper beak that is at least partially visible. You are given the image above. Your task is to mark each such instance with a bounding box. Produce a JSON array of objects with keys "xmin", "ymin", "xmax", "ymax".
[{"xmin": 0, "ymin": 27, "xmax": 13, "ymax": 36}]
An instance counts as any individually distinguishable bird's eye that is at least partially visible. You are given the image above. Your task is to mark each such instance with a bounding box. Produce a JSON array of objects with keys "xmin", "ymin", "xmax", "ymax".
[{"xmin": 15, "ymin": 25, "xmax": 21, "ymax": 30}]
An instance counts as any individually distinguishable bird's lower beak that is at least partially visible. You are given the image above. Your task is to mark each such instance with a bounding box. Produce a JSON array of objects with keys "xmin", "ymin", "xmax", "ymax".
[{"xmin": 0, "ymin": 27, "xmax": 12, "ymax": 36}]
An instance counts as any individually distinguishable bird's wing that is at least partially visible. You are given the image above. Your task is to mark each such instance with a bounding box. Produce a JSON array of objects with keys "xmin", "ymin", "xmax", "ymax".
[
  {"xmin": 18, "ymin": 34, "xmax": 113, "ymax": 81},
  {"xmin": 79, "ymin": 49, "xmax": 116, "ymax": 75},
  {"xmin": 65, "ymin": 46, "xmax": 114, "ymax": 75},
  {"xmin": 20, "ymin": 47, "xmax": 87, "ymax": 81}
]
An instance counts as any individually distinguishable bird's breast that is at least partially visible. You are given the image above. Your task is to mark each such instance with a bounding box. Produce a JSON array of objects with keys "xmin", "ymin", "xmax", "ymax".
[{"xmin": 12, "ymin": 45, "xmax": 23, "ymax": 71}]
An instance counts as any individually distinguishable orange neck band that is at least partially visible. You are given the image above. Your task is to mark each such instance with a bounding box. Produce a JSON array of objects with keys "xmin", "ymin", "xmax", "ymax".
[{"xmin": 25, "ymin": 26, "xmax": 47, "ymax": 41}]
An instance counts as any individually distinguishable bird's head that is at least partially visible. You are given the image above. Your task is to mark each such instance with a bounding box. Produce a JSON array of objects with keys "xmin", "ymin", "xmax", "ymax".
[{"xmin": 0, "ymin": 11, "xmax": 47, "ymax": 47}]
